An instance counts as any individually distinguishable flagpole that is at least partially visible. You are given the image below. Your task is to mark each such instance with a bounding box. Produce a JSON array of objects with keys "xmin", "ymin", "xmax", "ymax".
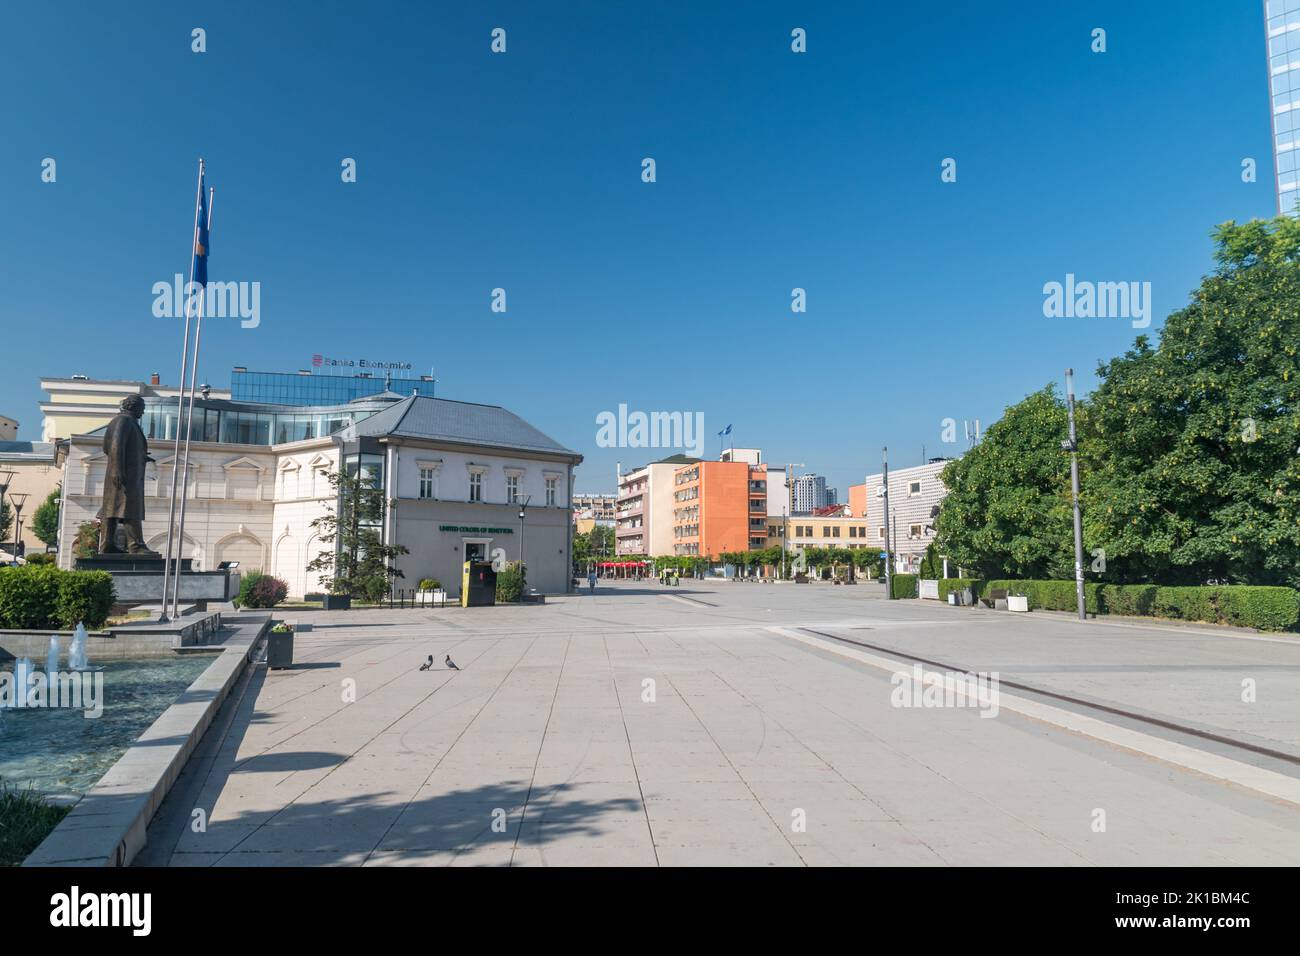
[
  {"xmin": 159, "ymin": 158, "xmax": 204, "ymax": 624},
  {"xmin": 169, "ymin": 186, "xmax": 214, "ymax": 620}
]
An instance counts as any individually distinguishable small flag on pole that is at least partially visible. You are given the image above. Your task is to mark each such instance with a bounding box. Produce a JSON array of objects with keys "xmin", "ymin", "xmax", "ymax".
[
  {"xmin": 193, "ymin": 165, "xmax": 210, "ymax": 287},
  {"xmin": 718, "ymin": 424, "xmax": 732, "ymax": 437}
]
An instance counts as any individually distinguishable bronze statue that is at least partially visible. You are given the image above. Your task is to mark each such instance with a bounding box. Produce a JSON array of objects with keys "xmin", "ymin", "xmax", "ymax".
[{"xmin": 98, "ymin": 395, "xmax": 158, "ymax": 555}]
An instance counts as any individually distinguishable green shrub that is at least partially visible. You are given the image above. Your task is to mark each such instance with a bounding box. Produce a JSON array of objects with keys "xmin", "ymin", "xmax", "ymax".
[
  {"xmin": 890, "ymin": 573, "xmax": 918, "ymax": 599},
  {"xmin": 974, "ymin": 579, "xmax": 1299, "ymax": 631},
  {"xmin": 495, "ymin": 562, "xmax": 526, "ymax": 603},
  {"xmin": 418, "ymin": 578, "xmax": 441, "ymax": 591},
  {"xmin": 937, "ymin": 578, "xmax": 984, "ymax": 602},
  {"xmin": 1216, "ymin": 587, "xmax": 1300, "ymax": 631},
  {"xmin": 0, "ymin": 778, "xmax": 70, "ymax": 867},
  {"xmin": 0, "ymin": 566, "xmax": 62, "ymax": 629},
  {"xmin": 23, "ymin": 553, "xmax": 54, "ymax": 566},
  {"xmin": 54, "ymin": 570, "xmax": 114, "ymax": 629},
  {"xmin": 1102, "ymin": 584, "xmax": 1157, "ymax": 617},
  {"xmin": 984, "ymin": 580, "xmax": 1102, "ymax": 614},
  {"xmin": 235, "ymin": 570, "xmax": 286, "ymax": 609},
  {"xmin": 235, "ymin": 570, "xmax": 265, "ymax": 609},
  {"xmin": 0, "ymin": 566, "xmax": 114, "ymax": 629}
]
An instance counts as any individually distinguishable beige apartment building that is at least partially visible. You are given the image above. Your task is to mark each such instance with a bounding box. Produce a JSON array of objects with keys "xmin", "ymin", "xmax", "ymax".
[
  {"xmin": 615, "ymin": 454, "xmax": 698, "ymax": 556},
  {"xmin": 0, "ymin": 431, "xmax": 60, "ymax": 555}
]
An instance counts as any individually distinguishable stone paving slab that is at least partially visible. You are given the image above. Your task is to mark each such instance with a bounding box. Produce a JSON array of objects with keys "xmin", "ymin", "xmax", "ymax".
[{"xmin": 138, "ymin": 583, "xmax": 1300, "ymax": 866}]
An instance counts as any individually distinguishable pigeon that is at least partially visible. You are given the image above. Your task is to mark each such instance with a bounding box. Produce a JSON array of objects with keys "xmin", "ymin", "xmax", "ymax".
[
  {"xmin": 445, "ymin": 654, "xmax": 459, "ymax": 670},
  {"xmin": 419, "ymin": 655, "xmax": 433, "ymax": 671}
]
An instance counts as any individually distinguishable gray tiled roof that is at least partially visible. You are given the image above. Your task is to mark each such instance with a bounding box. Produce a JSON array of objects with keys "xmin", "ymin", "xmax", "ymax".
[
  {"xmin": 349, "ymin": 396, "xmax": 581, "ymax": 460},
  {"xmin": 0, "ymin": 441, "xmax": 56, "ymax": 461}
]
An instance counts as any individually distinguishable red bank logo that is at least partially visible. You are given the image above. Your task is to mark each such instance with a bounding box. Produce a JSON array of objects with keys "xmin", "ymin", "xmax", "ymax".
[{"xmin": 311, "ymin": 354, "xmax": 323, "ymax": 367}]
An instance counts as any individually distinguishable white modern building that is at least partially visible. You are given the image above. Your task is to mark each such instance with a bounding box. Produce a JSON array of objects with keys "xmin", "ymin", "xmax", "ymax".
[
  {"xmin": 56, "ymin": 387, "xmax": 583, "ymax": 597},
  {"xmin": 856, "ymin": 459, "xmax": 953, "ymax": 574}
]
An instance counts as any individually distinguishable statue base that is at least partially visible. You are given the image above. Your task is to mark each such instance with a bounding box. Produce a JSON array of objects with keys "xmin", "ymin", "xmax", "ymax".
[{"xmin": 76, "ymin": 554, "xmax": 193, "ymax": 573}]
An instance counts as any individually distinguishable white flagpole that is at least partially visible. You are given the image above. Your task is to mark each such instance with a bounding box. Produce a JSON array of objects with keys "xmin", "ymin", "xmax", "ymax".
[
  {"xmin": 169, "ymin": 186, "xmax": 214, "ymax": 620},
  {"xmin": 159, "ymin": 158, "xmax": 204, "ymax": 623}
]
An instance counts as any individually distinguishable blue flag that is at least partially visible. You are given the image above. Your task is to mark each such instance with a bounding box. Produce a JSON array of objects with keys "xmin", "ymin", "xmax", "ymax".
[
  {"xmin": 719, "ymin": 424, "xmax": 732, "ymax": 437},
  {"xmin": 193, "ymin": 169, "xmax": 209, "ymax": 288}
]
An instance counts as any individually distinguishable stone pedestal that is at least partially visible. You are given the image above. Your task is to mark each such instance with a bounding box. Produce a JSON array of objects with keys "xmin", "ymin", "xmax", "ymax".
[{"xmin": 74, "ymin": 555, "xmax": 237, "ymax": 609}]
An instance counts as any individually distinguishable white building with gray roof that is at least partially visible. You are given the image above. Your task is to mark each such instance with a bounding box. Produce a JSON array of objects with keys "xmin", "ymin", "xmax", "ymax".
[{"xmin": 57, "ymin": 389, "xmax": 583, "ymax": 598}]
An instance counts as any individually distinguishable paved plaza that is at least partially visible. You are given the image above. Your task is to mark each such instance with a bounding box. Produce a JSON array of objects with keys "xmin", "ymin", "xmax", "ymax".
[{"xmin": 138, "ymin": 581, "xmax": 1300, "ymax": 866}]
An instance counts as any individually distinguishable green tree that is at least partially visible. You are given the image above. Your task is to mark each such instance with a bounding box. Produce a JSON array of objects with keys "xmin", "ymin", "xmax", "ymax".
[
  {"xmin": 32, "ymin": 486, "xmax": 61, "ymax": 549},
  {"xmin": 934, "ymin": 387, "xmax": 1074, "ymax": 580},
  {"xmin": 306, "ymin": 466, "xmax": 409, "ymax": 600},
  {"xmin": 1082, "ymin": 217, "xmax": 1300, "ymax": 587}
]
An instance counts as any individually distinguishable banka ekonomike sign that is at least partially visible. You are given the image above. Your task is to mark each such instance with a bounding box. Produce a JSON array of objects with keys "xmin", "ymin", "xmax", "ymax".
[{"xmin": 312, "ymin": 354, "xmax": 413, "ymax": 372}]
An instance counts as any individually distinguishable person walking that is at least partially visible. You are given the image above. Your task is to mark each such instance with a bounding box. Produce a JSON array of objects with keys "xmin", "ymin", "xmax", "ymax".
[{"xmin": 588, "ymin": 568, "xmax": 597, "ymax": 593}]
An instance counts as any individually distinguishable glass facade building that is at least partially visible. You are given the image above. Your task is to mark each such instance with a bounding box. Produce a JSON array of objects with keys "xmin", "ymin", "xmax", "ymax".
[
  {"xmin": 139, "ymin": 398, "xmax": 388, "ymax": 446},
  {"xmin": 1267, "ymin": 0, "xmax": 1300, "ymax": 215},
  {"xmin": 231, "ymin": 369, "xmax": 435, "ymax": 406}
]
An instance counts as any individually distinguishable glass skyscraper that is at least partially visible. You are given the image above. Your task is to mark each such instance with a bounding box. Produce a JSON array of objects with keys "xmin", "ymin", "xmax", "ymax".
[{"xmin": 1266, "ymin": 0, "xmax": 1300, "ymax": 215}]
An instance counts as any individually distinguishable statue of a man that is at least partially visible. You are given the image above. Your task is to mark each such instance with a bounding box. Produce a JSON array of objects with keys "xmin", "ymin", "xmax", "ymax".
[{"xmin": 98, "ymin": 395, "xmax": 157, "ymax": 555}]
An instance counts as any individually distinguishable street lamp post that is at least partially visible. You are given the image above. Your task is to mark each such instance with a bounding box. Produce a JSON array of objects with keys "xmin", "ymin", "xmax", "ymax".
[
  {"xmin": 1062, "ymin": 368, "xmax": 1087, "ymax": 622},
  {"xmin": 10, "ymin": 493, "xmax": 29, "ymax": 558},
  {"xmin": 882, "ymin": 447, "xmax": 893, "ymax": 599},
  {"xmin": 0, "ymin": 470, "xmax": 14, "ymax": 560},
  {"xmin": 518, "ymin": 494, "xmax": 530, "ymax": 578}
]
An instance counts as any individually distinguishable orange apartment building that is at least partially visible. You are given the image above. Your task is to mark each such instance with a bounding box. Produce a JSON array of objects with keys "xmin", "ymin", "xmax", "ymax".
[{"xmin": 672, "ymin": 460, "xmax": 769, "ymax": 556}]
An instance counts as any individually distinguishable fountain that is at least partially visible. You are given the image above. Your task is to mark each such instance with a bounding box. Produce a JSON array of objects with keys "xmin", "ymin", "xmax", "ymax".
[
  {"xmin": 4, "ymin": 658, "xmax": 34, "ymax": 708},
  {"xmin": 46, "ymin": 634, "xmax": 60, "ymax": 676},
  {"xmin": 68, "ymin": 623, "xmax": 89, "ymax": 672}
]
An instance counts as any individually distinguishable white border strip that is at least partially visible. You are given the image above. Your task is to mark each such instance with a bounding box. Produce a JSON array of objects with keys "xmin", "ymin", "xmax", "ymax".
[{"xmin": 767, "ymin": 626, "xmax": 1300, "ymax": 807}]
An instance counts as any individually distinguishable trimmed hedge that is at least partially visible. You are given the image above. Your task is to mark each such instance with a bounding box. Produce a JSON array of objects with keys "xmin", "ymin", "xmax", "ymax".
[
  {"xmin": 0, "ymin": 565, "xmax": 115, "ymax": 630},
  {"xmin": 952, "ymin": 578, "xmax": 1299, "ymax": 631},
  {"xmin": 890, "ymin": 573, "xmax": 918, "ymax": 599}
]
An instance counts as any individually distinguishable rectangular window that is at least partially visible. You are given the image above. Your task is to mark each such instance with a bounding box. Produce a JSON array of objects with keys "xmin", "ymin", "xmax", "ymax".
[
  {"xmin": 909, "ymin": 481, "xmax": 922, "ymax": 496},
  {"xmin": 469, "ymin": 472, "xmax": 482, "ymax": 502},
  {"xmin": 545, "ymin": 477, "xmax": 557, "ymax": 506},
  {"xmin": 418, "ymin": 467, "xmax": 435, "ymax": 499},
  {"xmin": 910, "ymin": 524, "xmax": 923, "ymax": 539},
  {"xmin": 832, "ymin": 526, "xmax": 840, "ymax": 537},
  {"xmin": 506, "ymin": 475, "xmax": 519, "ymax": 503},
  {"xmin": 878, "ymin": 527, "xmax": 887, "ymax": 540}
]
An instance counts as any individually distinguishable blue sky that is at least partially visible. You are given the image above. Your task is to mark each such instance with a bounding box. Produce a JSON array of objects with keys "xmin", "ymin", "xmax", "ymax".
[{"xmin": 0, "ymin": 0, "xmax": 1278, "ymax": 495}]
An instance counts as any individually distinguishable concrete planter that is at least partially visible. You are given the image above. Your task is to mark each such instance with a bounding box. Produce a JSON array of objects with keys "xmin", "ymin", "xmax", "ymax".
[
  {"xmin": 415, "ymin": 589, "xmax": 448, "ymax": 606},
  {"xmin": 1007, "ymin": 595, "xmax": 1029, "ymax": 613},
  {"xmin": 322, "ymin": 594, "xmax": 351, "ymax": 611}
]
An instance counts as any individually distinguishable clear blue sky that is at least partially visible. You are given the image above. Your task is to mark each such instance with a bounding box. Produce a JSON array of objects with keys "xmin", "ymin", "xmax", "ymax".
[{"xmin": 0, "ymin": 0, "xmax": 1277, "ymax": 495}]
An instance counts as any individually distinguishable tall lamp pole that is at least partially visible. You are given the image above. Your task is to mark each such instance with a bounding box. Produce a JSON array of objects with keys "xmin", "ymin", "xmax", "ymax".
[
  {"xmin": 882, "ymin": 447, "xmax": 893, "ymax": 599},
  {"xmin": 1063, "ymin": 368, "xmax": 1086, "ymax": 621},
  {"xmin": 0, "ymin": 470, "xmax": 14, "ymax": 560},
  {"xmin": 10, "ymin": 493, "xmax": 29, "ymax": 558}
]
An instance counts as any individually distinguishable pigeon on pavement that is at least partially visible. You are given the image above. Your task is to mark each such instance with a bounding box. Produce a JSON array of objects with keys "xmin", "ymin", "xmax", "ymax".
[
  {"xmin": 445, "ymin": 654, "xmax": 459, "ymax": 670},
  {"xmin": 419, "ymin": 655, "xmax": 433, "ymax": 671}
]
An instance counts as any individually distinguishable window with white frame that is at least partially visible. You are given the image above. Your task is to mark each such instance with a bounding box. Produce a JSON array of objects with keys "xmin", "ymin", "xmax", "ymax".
[
  {"xmin": 908, "ymin": 480, "xmax": 922, "ymax": 496},
  {"xmin": 545, "ymin": 476, "xmax": 557, "ymax": 506},
  {"xmin": 506, "ymin": 474, "xmax": 519, "ymax": 503},
  {"xmin": 469, "ymin": 471, "xmax": 483, "ymax": 502},
  {"xmin": 418, "ymin": 466, "xmax": 436, "ymax": 499}
]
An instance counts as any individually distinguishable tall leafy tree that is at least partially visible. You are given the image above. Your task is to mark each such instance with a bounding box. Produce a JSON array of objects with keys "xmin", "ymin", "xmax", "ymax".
[
  {"xmin": 32, "ymin": 486, "xmax": 61, "ymax": 548},
  {"xmin": 1083, "ymin": 217, "xmax": 1300, "ymax": 587},
  {"xmin": 934, "ymin": 387, "xmax": 1074, "ymax": 579},
  {"xmin": 306, "ymin": 466, "xmax": 409, "ymax": 601}
]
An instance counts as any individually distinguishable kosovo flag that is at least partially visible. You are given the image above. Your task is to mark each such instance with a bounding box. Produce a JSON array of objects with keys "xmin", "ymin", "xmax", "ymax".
[{"xmin": 193, "ymin": 169, "xmax": 210, "ymax": 287}]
